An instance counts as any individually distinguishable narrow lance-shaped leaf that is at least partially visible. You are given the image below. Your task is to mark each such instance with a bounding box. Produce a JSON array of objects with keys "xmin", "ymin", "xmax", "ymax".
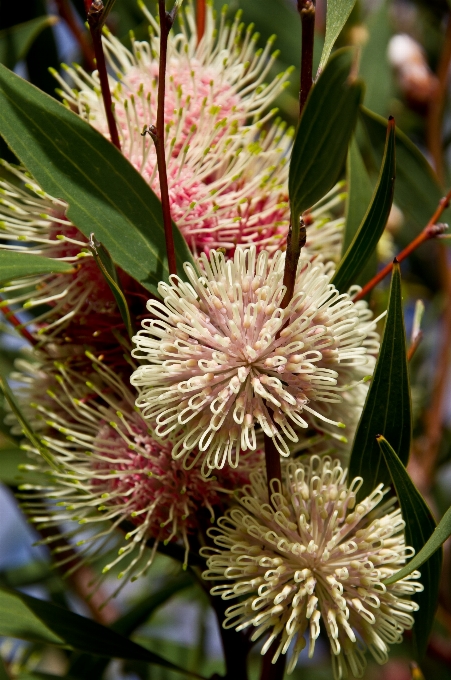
[
  {"xmin": 360, "ymin": 107, "xmax": 450, "ymax": 229},
  {"xmin": 0, "ymin": 251, "xmax": 73, "ymax": 287},
  {"xmin": 384, "ymin": 504, "xmax": 451, "ymax": 586},
  {"xmin": 318, "ymin": 0, "xmax": 357, "ymax": 74},
  {"xmin": 342, "ymin": 138, "xmax": 374, "ymax": 255},
  {"xmin": 0, "ymin": 586, "xmax": 206, "ymax": 679},
  {"xmin": 0, "ymin": 64, "xmax": 195, "ymax": 297},
  {"xmin": 377, "ymin": 436, "xmax": 441, "ymax": 659},
  {"xmin": 0, "ymin": 372, "xmax": 59, "ymax": 471},
  {"xmin": 331, "ymin": 117, "xmax": 395, "ymax": 292},
  {"xmin": 348, "ymin": 261, "xmax": 411, "ymax": 499},
  {"xmin": 0, "ymin": 16, "xmax": 59, "ymax": 69},
  {"xmin": 289, "ymin": 48, "xmax": 363, "ymax": 232},
  {"xmin": 89, "ymin": 235, "xmax": 134, "ymax": 339}
]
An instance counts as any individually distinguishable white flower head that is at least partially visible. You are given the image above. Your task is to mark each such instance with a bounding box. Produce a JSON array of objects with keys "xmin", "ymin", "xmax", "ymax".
[
  {"xmin": 201, "ymin": 457, "xmax": 423, "ymax": 677},
  {"xmin": 131, "ymin": 246, "xmax": 378, "ymax": 473}
]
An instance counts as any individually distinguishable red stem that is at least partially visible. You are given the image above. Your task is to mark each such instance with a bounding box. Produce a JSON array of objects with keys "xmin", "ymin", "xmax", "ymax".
[
  {"xmin": 264, "ymin": 434, "xmax": 282, "ymax": 507},
  {"xmin": 155, "ymin": 0, "xmax": 178, "ymax": 277},
  {"xmin": 54, "ymin": 0, "xmax": 95, "ymax": 70},
  {"xmin": 0, "ymin": 299, "xmax": 36, "ymax": 345},
  {"xmin": 196, "ymin": 0, "xmax": 206, "ymax": 45},
  {"xmin": 87, "ymin": 4, "xmax": 121, "ymax": 151},
  {"xmin": 353, "ymin": 187, "xmax": 451, "ymax": 302},
  {"xmin": 298, "ymin": 0, "xmax": 316, "ymax": 115}
]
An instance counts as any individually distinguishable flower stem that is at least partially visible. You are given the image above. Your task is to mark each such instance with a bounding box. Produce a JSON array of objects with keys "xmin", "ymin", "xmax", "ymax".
[
  {"xmin": 87, "ymin": 1, "xmax": 121, "ymax": 151},
  {"xmin": 298, "ymin": 0, "xmax": 316, "ymax": 115},
  {"xmin": 353, "ymin": 187, "xmax": 451, "ymax": 302},
  {"xmin": 281, "ymin": 219, "xmax": 306, "ymax": 309},
  {"xmin": 55, "ymin": 0, "xmax": 95, "ymax": 70},
  {"xmin": 0, "ymin": 299, "xmax": 36, "ymax": 346},
  {"xmin": 197, "ymin": 0, "xmax": 206, "ymax": 45},
  {"xmin": 154, "ymin": 0, "xmax": 178, "ymax": 277}
]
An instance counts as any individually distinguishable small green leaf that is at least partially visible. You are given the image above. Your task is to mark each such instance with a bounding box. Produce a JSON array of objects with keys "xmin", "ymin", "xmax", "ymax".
[
  {"xmin": 383, "ymin": 505, "xmax": 451, "ymax": 586},
  {"xmin": 332, "ymin": 117, "xmax": 395, "ymax": 292},
  {"xmin": 289, "ymin": 48, "xmax": 363, "ymax": 228},
  {"xmin": 0, "ymin": 251, "xmax": 72, "ymax": 287},
  {"xmin": 0, "ymin": 64, "xmax": 195, "ymax": 297},
  {"xmin": 360, "ymin": 107, "xmax": 447, "ymax": 229},
  {"xmin": 342, "ymin": 138, "xmax": 374, "ymax": 255},
  {"xmin": 0, "ymin": 373, "xmax": 59, "ymax": 472},
  {"xmin": 0, "ymin": 587, "xmax": 205, "ymax": 679},
  {"xmin": 377, "ymin": 436, "xmax": 441, "ymax": 659},
  {"xmin": 0, "ymin": 16, "xmax": 59, "ymax": 69},
  {"xmin": 348, "ymin": 262, "xmax": 411, "ymax": 498},
  {"xmin": 89, "ymin": 236, "xmax": 134, "ymax": 338},
  {"xmin": 318, "ymin": 0, "xmax": 357, "ymax": 74}
]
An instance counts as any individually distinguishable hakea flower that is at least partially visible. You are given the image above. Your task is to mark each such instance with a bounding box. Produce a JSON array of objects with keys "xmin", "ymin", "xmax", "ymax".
[
  {"xmin": 52, "ymin": 1, "xmax": 345, "ymax": 259},
  {"xmin": 16, "ymin": 353, "xmax": 259, "ymax": 589},
  {"xmin": 201, "ymin": 457, "xmax": 423, "ymax": 677},
  {"xmin": 131, "ymin": 246, "xmax": 379, "ymax": 473}
]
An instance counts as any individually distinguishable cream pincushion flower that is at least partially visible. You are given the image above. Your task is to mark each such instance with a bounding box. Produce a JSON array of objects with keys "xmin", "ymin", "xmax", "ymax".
[
  {"xmin": 201, "ymin": 457, "xmax": 423, "ymax": 677},
  {"xmin": 131, "ymin": 247, "xmax": 378, "ymax": 473}
]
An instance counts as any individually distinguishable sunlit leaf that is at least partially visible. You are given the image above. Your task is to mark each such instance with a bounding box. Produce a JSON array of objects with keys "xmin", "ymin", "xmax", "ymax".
[
  {"xmin": 0, "ymin": 64, "xmax": 195, "ymax": 297},
  {"xmin": 332, "ymin": 117, "xmax": 395, "ymax": 292},
  {"xmin": 0, "ymin": 251, "xmax": 72, "ymax": 287},
  {"xmin": 348, "ymin": 262, "xmax": 411, "ymax": 498},
  {"xmin": 377, "ymin": 436, "xmax": 440, "ymax": 659},
  {"xmin": 318, "ymin": 0, "xmax": 356, "ymax": 74}
]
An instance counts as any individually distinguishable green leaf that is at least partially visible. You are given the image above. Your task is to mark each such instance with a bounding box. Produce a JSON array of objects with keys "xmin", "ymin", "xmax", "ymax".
[
  {"xmin": 88, "ymin": 236, "xmax": 134, "ymax": 338},
  {"xmin": 332, "ymin": 117, "xmax": 395, "ymax": 292},
  {"xmin": 0, "ymin": 657, "xmax": 9, "ymax": 680},
  {"xmin": 318, "ymin": 0, "xmax": 357, "ymax": 74},
  {"xmin": 289, "ymin": 48, "xmax": 363, "ymax": 227},
  {"xmin": 0, "ymin": 251, "xmax": 73, "ymax": 287},
  {"xmin": 0, "ymin": 16, "xmax": 59, "ymax": 70},
  {"xmin": 343, "ymin": 140, "xmax": 373, "ymax": 255},
  {"xmin": 0, "ymin": 64, "xmax": 195, "ymax": 297},
  {"xmin": 0, "ymin": 587, "xmax": 205, "ymax": 679},
  {"xmin": 384, "ymin": 505, "xmax": 451, "ymax": 586},
  {"xmin": 348, "ymin": 262, "xmax": 411, "ymax": 498},
  {"xmin": 359, "ymin": 2, "xmax": 393, "ymax": 117},
  {"xmin": 377, "ymin": 436, "xmax": 441, "ymax": 659},
  {"xmin": 0, "ymin": 373, "xmax": 59, "ymax": 471},
  {"xmin": 68, "ymin": 572, "xmax": 194, "ymax": 680},
  {"xmin": 360, "ymin": 107, "xmax": 447, "ymax": 230}
]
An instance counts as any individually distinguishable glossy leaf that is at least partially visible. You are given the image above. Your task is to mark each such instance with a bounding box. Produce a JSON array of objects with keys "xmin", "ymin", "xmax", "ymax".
[
  {"xmin": 318, "ymin": 0, "xmax": 356, "ymax": 74},
  {"xmin": 0, "ymin": 251, "xmax": 72, "ymax": 287},
  {"xmin": 377, "ymin": 436, "xmax": 440, "ymax": 659},
  {"xmin": 0, "ymin": 16, "xmax": 59, "ymax": 69},
  {"xmin": 359, "ymin": 3, "xmax": 393, "ymax": 117},
  {"xmin": 360, "ymin": 107, "xmax": 448, "ymax": 229},
  {"xmin": 89, "ymin": 236, "xmax": 134, "ymax": 338},
  {"xmin": 0, "ymin": 64, "xmax": 195, "ymax": 297},
  {"xmin": 0, "ymin": 373, "xmax": 59, "ymax": 471},
  {"xmin": 342, "ymin": 138, "xmax": 374, "ymax": 255},
  {"xmin": 348, "ymin": 262, "xmax": 411, "ymax": 499},
  {"xmin": 332, "ymin": 118, "xmax": 395, "ymax": 292},
  {"xmin": 384, "ymin": 505, "xmax": 451, "ymax": 586},
  {"xmin": 0, "ymin": 587, "xmax": 204, "ymax": 678},
  {"xmin": 289, "ymin": 48, "xmax": 363, "ymax": 227}
]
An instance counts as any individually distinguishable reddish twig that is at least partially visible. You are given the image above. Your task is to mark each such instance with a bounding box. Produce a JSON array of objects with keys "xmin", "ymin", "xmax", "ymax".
[
  {"xmin": 54, "ymin": 0, "xmax": 95, "ymax": 70},
  {"xmin": 298, "ymin": 0, "xmax": 316, "ymax": 114},
  {"xmin": 0, "ymin": 298, "xmax": 36, "ymax": 345},
  {"xmin": 426, "ymin": 11, "xmax": 451, "ymax": 184},
  {"xmin": 149, "ymin": 0, "xmax": 178, "ymax": 277},
  {"xmin": 196, "ymin": 0, "xmax": 206, "ymax": 45},
  {"xmin": 353, "ymin": 187, "xmax": 451, "ymax": 302},
  {"xmin": 87, "ymin": 2, "xmax": 121, "ymax": 151},
  {"xmin": 407, "ymin": 331, "xmax": 423, "ymax": 362}
]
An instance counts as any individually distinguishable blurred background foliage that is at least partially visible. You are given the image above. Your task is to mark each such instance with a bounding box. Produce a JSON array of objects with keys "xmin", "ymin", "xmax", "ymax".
[{"xmin": 1, "ymin": 0, "xmax": 451, "ymax": 679}]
